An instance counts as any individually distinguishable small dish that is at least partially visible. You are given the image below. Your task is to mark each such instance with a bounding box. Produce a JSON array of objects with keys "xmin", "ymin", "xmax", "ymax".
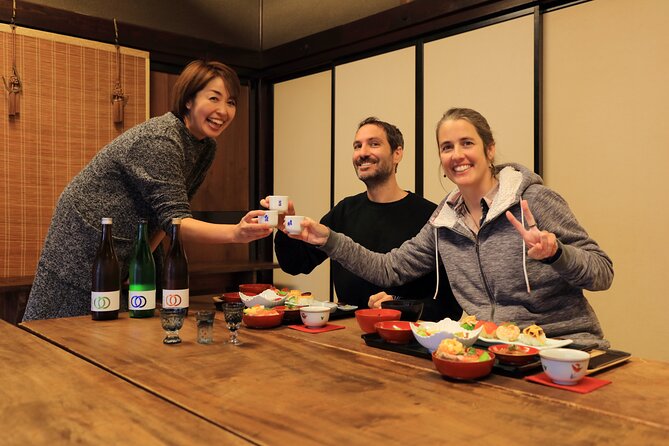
[
  {"xmin": 375, "ymin": 321, "xmax": 414, "ymax": 344},
  {"xmin": 488, "ymin": 344, "xmax": 540, "ymax": 365}
]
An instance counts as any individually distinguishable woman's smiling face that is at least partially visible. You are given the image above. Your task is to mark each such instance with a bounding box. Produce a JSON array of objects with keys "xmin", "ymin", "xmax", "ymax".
[
  {"xmin": 184, "ymin": 77, "xmax": 236, "ymax": 140},
  {"xmin": 438, "ymin": 118, "xmax": 495, "ymax": 194}
]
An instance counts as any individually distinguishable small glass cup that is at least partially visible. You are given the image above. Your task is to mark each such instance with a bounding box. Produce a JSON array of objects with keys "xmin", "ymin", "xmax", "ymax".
[
  {"xmin": 195, "ymin": 310, "xmax": 215, "ymax": 344},
  {"xmin": 160, "ymin": 308, "xmax": 186, "ymax": 344},
  {"xmin": 222, "ymin": 302, "xmax": 245, "ymax": 345}
]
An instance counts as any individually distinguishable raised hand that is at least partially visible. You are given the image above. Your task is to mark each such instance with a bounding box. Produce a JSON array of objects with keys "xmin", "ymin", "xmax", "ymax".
[
  {"xmin": 234, "ymin": 210, "xmax": 274, "ymax": 242},
  {"xmin": 260, "ymin": 196, "xmax": 295, "ymax": 215},
  {"xmin": 505, "ymin": 199, "xmax": 559, "ymax": 261},
  {"xmin": 283, "ymin": 217, "xmax": 330, "ymax": 246}
]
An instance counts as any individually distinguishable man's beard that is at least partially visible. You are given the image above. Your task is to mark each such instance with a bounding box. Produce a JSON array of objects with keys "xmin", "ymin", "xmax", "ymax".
[{"xmin": 356, "ymin": 162, "xmax": 393, "ymax": 187}]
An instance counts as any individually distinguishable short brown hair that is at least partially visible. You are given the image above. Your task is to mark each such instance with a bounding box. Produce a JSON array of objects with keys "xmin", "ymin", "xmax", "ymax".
[
  {"xmin": 357, "ymin": 117, "xmax": 404, "ymax": 152},
  {"xmin": 171, "ymin": 60, "xmax": 240, "ymax": 118}
]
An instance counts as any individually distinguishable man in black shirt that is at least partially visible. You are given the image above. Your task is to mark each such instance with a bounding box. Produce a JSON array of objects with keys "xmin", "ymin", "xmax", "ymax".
[{"xmin": 272, "ymin": 117, "xmax": 460, "ymax": 320}]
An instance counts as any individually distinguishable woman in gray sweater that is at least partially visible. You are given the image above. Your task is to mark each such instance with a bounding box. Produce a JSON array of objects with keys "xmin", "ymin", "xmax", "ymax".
[
  {"xmin": 287, "ymin": 108, "xmax": 613, "ymax": 348},
  {"xmin": 24, "ymin": 60, "xmax": 272, "ymax": 320}
]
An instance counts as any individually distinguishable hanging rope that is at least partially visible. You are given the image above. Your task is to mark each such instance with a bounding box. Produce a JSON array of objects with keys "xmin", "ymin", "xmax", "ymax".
[
  {"xmin": 2, "ymin": 0, "xmax": 23, "ymax": 117},
  {"xmin": 112, "ymin": 18, "xmax": 127, "ymax": 124}
]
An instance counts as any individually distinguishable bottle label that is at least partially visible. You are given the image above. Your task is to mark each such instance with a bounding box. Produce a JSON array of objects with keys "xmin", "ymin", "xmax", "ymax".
[
  {"xmin": 91, "ymin": 290, "xmax": 120, "ymax": 312},
  {"xmin": 129, "ymin": 289, "xmax": 156, "ymax": 310},
  {"xmin": 162, "ymin": 289, "xmax": 189, "ymax": 308}
]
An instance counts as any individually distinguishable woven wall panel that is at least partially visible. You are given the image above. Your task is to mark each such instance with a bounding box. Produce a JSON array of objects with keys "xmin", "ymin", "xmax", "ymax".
[{"xmin": 0, "ymin": 25, "xmax": 148, "ymax": 278}]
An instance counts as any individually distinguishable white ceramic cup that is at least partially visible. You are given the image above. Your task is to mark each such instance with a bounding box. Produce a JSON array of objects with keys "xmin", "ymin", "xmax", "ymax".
[
  {"xmin": 260, "ymin": 210, "xmax": 278, "ymax": 227},
  {"xmin": 284, "ymin": 215, "xmax": 305, "ymax": 234},
  {"xmin": 268, "ymin": 195, "xmax": 289, "ymax": 212},
  {"xmin": 300, "ymin": 306, "xmax": 331, "ymax": 328},
  {"xmin": 539, "ymin": 348, "xmax": 590, "ymax": 385}
]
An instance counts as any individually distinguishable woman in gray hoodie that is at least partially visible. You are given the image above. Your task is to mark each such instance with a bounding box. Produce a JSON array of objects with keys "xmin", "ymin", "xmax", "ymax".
[{"xmin": 287, "ymin": 108, "xmax": 613, "ymax": 348}]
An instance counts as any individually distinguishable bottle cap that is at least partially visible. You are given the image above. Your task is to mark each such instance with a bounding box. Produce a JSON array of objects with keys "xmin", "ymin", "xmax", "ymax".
[
  {"xmin": 101, "ymin": 217, "xmax": 113, "ymax": 224},
  {"xmin": 171, "ymin": 218, "xmax": 182, "ymax": 224}
]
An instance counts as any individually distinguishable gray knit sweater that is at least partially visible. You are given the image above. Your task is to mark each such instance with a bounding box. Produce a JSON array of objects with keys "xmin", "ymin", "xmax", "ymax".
[
  {"xmin": 321, "ymin": 163, "xmax": 613, "ymax": 348},
  {"xmin": 23, "ymin": 112, "xmax": 215, "ymax": 320}
]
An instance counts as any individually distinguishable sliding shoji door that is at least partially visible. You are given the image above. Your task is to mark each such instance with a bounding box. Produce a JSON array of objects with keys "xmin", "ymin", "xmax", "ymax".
[
  {"xmin": 423, "ymin": 15, "xmax": 534, "ymax": 204},
  {"xmin": 273, "ymin": 71, "xmax": 332, "ymax": 299},
  {"xmin": 544, "ymin": 0, "xmax": 669, "ymax": 360}
]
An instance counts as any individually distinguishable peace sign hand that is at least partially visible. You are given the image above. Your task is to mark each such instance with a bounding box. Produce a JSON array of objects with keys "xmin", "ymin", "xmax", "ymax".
[{"xmin": 505, "ymin": 200, "xmax": 559, "ymax": 261}]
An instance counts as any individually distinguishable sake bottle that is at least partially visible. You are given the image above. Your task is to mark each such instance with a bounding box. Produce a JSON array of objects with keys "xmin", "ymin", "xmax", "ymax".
[
  {"xmin": 91, "ymin": 217, "xmax": 120, "ymax": 320},
  {"xmin": 129, "ymin": 219, "xmax": 156, "ymax": 318},
  {"xmin": 162, "ymin": 218, "xmax": 189, "ymax": 314}
]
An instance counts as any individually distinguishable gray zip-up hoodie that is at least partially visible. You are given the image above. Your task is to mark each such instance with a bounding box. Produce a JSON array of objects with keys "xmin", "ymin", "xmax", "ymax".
[{"xmin": 321, "ymin": 163, "xmax": 613, "ymax": 348}]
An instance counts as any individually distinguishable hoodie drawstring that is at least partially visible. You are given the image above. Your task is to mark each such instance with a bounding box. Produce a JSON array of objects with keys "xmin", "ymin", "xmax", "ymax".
[
  {"xmin": 520, "ymin": 197, "xmax": 532, "ymax": 294},
  {"xmin": 433, "ymin": 227, "xmax": 440, "ymax": 300}
]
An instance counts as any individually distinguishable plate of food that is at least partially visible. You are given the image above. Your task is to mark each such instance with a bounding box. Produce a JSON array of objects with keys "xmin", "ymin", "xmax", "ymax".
[{"xmin": 475, "ymin": 321, "xmax": 572, "ymax": 350}]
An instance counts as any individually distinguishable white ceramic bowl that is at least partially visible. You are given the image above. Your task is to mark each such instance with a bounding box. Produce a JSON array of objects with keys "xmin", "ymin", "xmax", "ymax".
[
  {"xmin": 311, "ymin": 301, "xmax": 337, "ymax": 313},
  {"xmin": 299, "ymin": 306, "xmax": 331, "ymax": 328},
  {"xmin": 411, "ymin": 322, "xmax": 450, "ymax": 352},
  {"xmin": 539, "ymin": 348, "xmax": 590, "ymax": 385},
  {"xmin": 411, "ymin": 319, "xmax": 483, "ymax": 351},
  {"xmin": 239, "ymin": 289, "xmax": 286, "ymax": 308}
]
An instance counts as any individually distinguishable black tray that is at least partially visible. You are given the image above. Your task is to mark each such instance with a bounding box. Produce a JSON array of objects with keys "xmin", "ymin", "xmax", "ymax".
[
  {"xmin": 361, "ymin": 333, "xmax": 631, "ymax": 378},
  {"xmin": 361, "ymin": 333, "xmax": 541, "ymax": 377}
]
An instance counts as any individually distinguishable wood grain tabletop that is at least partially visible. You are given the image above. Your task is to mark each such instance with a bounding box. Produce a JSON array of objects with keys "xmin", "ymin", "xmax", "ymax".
[
  {"xmin": 0, "ymin": 320, "xmax": 252, "ymax": 445},
  {"xmin": 20, "ymin": 313, "xmax": 669, "ymax": 445}
]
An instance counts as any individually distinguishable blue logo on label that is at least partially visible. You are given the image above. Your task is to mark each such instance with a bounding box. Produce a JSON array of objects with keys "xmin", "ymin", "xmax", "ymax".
[{"xmin": 131, "ymin": 295, "xmax": 147, "ymax": 308}]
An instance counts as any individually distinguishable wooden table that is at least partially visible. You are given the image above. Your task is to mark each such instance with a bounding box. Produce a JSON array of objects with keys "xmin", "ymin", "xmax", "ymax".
[
  {"xmin": 0, "ymin": 320, "xmax": 250, "ymax": 445},
  {"xmin": 20, "ymin": 313, "xmax": 669, "ymax": 445}
]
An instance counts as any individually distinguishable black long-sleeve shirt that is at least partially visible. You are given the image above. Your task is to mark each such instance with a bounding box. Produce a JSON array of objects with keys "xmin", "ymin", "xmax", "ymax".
[{"xmin": 274, "ymin": 192, "xmax": 461, "ymax": 321}]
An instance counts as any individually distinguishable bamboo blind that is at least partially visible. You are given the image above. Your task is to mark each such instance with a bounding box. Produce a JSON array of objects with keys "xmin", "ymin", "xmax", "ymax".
[{"xmin": 0, "ymin": 24, "xmax": 149, "ymax": 278}]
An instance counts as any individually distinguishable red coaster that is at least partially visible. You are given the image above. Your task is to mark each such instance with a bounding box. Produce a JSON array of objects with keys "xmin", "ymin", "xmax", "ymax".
[
  {"xmin": 524, "ymin": 372, "xmax": 611, "ymax": 393},
  {"xmin": 287, "ymin": 324, "xmax": 345, "ymax": 334}
]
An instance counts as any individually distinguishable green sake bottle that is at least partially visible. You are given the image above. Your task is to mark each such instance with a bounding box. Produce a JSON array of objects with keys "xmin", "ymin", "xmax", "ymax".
[{"xmin": 129, "ymin": 219, "xmax": 156, "ymax": 318}]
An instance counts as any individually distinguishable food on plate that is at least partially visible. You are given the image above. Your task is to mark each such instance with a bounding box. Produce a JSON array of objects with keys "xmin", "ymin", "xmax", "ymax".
[
  {"xmin": 435, "ymin": 339, "xmax": 492, "ymax": 363},
  {"xmin": 459, "ymin": 315, "xmax": 478, "ymax": 331},
  {"xmin": 413, "ymin": 323, "xmax": 440, "ymax": 337},
  {"xmin": 475, "ymin": 320, "xmax": 499, "ymax": 339},
  {"xmin": 243, "ymin": 305, "xmax": 280, "ymax": 316},
  {"xmin": 284, "ymin": 290, "xmax": 313, "ymax": 307},
  {"xmin": 519, "ymin": 324, "xmax": 547, "ymax": 346},
  {"xmin": 495, "ymin": 322, "xmax": 520, "ymax": 342},
  {"xmin": 494, "ymin": 344, "xmax": 537, "ymax": 355}
]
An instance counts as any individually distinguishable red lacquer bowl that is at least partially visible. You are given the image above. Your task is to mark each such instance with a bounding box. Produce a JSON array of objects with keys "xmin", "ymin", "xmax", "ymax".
[
  {"xmin": 222, "ymin": 292, "xmax": 243, "ymax": 303},
  {"xmin": 375, "ymin": 320, "xmax": 414, "ymax": 344},
  {"xmin": 431, "ymin": 349, "xmax": 495, "ymax": 380},
  {"xmin": 354, "ymin": 309, "xmax": 402, "ymax": 334},
  {"xmin": 242, "ymin": 311, "xmax": 283, "ymax": 329},
  {"xmin": 273, "ymin": 305, "xmax": 305, "ymax": 324},
  {"xmin": 239, "ymin": 283, "xmax": 273, "ymax": 295}
]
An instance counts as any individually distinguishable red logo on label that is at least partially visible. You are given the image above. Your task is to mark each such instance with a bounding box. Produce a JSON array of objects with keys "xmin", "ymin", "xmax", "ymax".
[{"xmin": 165, "ymin": 293, "xmax": 182, "ymax": 306}]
